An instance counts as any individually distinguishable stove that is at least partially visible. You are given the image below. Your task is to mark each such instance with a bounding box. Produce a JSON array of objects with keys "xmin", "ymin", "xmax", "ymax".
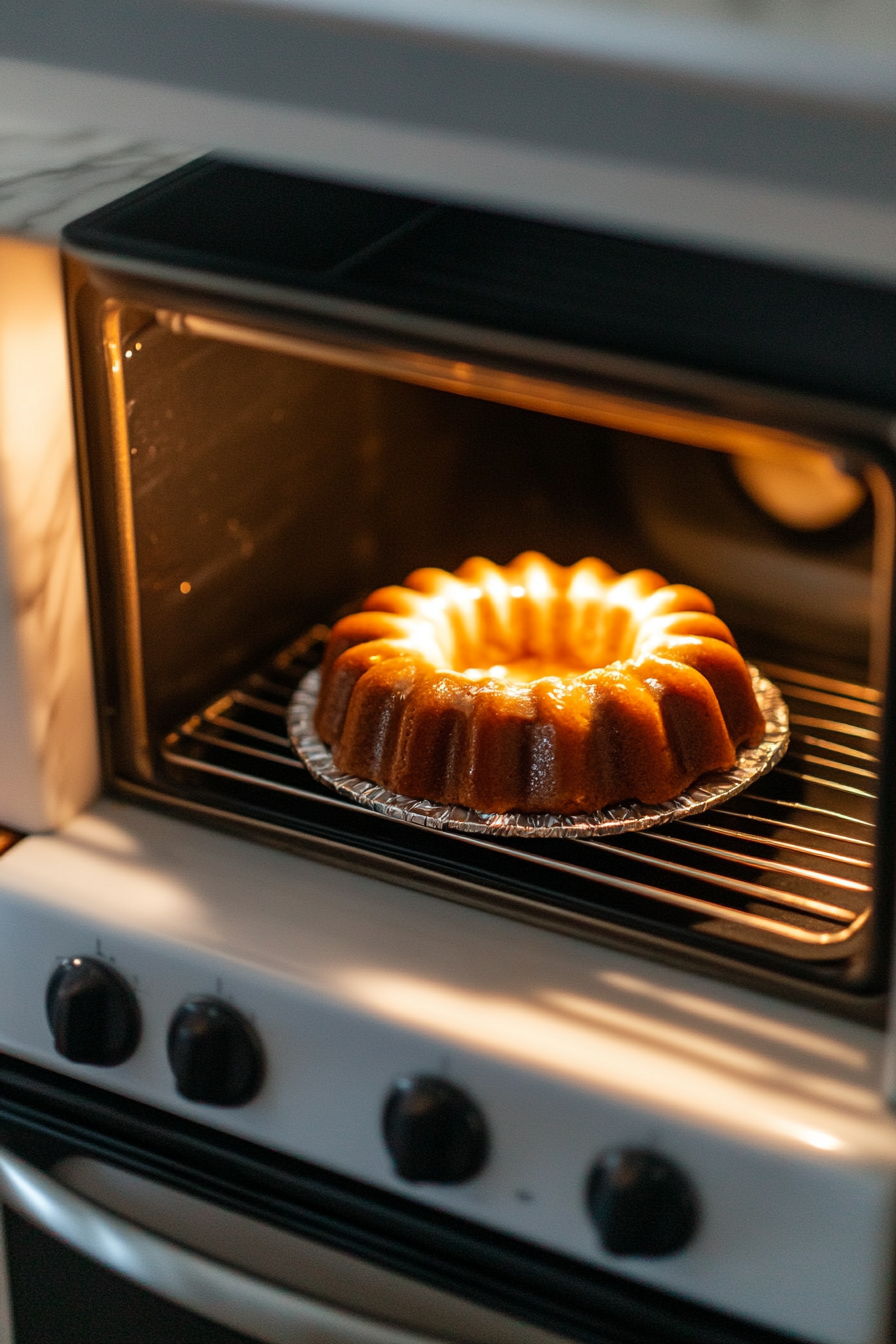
[{"xmin": 0, "ymin": 152, "xmax": 894, "ymax": 1344}]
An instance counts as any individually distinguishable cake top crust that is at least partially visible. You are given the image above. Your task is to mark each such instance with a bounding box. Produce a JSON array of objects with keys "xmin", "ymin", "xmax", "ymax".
[
  {"xmin": 311, "ymin": 550, "xmax": 770, "ymax": 818},
  {"xmin": 356, "ymin": 551, "xmax": 737, "ymax": 688}
]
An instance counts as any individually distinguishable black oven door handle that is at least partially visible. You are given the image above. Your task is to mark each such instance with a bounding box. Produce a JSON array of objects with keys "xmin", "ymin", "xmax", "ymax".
[{"xmin": 0, "ymin": 1145, "xmax": 445, "ymax": 1344}]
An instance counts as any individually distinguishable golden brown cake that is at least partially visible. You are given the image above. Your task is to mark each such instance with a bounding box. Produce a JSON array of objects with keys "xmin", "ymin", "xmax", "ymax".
[{"xmin": 314, "ymin": 552, "xmax": 766, "ymax": 814}]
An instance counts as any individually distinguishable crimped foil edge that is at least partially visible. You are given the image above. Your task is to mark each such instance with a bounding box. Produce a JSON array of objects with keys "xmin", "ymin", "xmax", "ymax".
[{"xmin": 286, "ymin": 666, "xmax": 789, "ymax": 838}]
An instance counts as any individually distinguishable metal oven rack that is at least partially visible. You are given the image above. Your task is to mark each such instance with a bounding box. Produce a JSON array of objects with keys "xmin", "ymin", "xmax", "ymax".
[{"xmin": 162, "ymin": 642, "xmax": 878, "ymax": 965}]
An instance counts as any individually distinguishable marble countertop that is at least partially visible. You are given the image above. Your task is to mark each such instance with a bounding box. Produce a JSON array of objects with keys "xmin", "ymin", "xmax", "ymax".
[{"xmin": 0, "ymin": 120, "xmax": 197, "ymax": 242}]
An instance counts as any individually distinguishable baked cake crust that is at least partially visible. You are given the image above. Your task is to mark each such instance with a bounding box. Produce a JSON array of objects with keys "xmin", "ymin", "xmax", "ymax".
[{"xmin": 314, "ymin": 552, "xmax": 766, "ymax": 814}]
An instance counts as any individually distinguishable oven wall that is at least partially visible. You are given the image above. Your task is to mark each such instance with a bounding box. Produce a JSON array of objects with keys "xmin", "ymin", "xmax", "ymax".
[
  {"xmin": 0, "ymin": 238, "xmax": 99, "ymax": 831},
  {"xmin": 112, "ymin": 311, "xmax": 877, "ymax": 744},
  {"xmin": 119, "ymin": 317, "xmax": 649, "ymax": 738}
]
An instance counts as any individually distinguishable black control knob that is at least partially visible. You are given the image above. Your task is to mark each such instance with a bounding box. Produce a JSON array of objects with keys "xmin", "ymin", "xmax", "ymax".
[
  {"xmin": 382, "ymin": 1076, "xmax": 489, "ymax": 1184},
  {"xmin": 167, "ymin": 998, "xmax": 264, "ymax": 1106},
  {"xmin": 586, "ymin": 1148, "xmax": 699, "ymax": 1257},
  {"xmin": 46, "ymin": 957, "xmax": 141, "ymax": 1066}
]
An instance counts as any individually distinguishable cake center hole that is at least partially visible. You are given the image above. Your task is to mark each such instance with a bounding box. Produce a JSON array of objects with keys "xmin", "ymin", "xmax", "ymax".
[{"xmin": 461, "ymin": 655, "xmax": 593, "ymax": 684}]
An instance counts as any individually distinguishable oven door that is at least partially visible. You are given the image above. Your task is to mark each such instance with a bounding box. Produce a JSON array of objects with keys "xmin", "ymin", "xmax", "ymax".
[
  {"xmin": 0, "ymin": 1149, "xmax": 559, "ymax": 1344},
  {"xmin": 0, "ymin": 1052, "xmax": 803, "ymax": 1344},
  {"xmin": 0, "ymin": 1050, "xmax": 580, "ymax": 1344}
]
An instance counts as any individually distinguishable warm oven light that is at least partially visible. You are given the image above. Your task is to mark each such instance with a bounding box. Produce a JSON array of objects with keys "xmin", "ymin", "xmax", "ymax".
[{"xmin": 731, "ymin": 451, "xmax": 867, "ymax": 531}]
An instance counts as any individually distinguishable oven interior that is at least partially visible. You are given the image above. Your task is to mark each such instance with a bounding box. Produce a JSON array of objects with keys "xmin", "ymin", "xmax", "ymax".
[{"xmin": 64, "ymin": 179, "xmax": 896, "ymax": 1021}]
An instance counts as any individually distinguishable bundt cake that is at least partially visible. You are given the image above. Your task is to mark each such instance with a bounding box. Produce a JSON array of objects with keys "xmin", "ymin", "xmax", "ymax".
[{"xmin": 314, "ymin": 552, "xmax": 766, "ymax": 814}]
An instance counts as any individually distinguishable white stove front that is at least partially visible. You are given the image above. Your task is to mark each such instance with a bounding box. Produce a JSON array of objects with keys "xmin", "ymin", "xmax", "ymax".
[{"xmin": 0, "ymin": 799, "xmax": 891, "ymax": 1344}]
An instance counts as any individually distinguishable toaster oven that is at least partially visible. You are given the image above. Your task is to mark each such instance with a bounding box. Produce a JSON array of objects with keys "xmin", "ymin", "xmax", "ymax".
[
  {"xmin": 1, "ymin": 153, "xmax": 896, "ymax": 1344},
  {"xmin": 62, "ymin": 154, "xmax": 896, "ymax": 1024}
]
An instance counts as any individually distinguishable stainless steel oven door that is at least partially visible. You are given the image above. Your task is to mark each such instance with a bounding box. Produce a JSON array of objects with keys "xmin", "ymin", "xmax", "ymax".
[{"xmin": 0, "ymin": 1148, "xmax": 563, "ymax": 1344}]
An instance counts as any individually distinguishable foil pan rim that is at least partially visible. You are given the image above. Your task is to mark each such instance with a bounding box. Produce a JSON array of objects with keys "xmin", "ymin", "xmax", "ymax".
[{"xmin": 286, "ymin": 666, "xmax": 790, "ymax": 838}]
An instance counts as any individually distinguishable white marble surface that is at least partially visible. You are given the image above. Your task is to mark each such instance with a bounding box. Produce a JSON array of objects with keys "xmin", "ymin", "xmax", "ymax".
[
  {"xmin": 0, "ymin": 237, "xmax": 100, "ymax": 830},
  {"xmin": 0, "ymin": 122, "xmax": 194, "ymax": 830},
  {"xmin": 0, "ymin": 119, "xmax": 196, "ymax": 241}
]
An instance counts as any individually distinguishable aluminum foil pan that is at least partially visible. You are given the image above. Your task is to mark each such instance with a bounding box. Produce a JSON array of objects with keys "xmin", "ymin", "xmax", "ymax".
[{"xmin": 287, "ymin": 665, "xmax": 789, "ymax": 838}]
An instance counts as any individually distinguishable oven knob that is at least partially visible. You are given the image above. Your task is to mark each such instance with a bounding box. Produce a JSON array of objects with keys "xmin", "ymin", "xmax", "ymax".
[
  {"xmin": 46, "ymin": 957, "xmax": 141, "ymax": 1066},
  {"xmin": 382, "ymin": 1076, "xmax": 489, "ymax": 1184},
  {"xmin": 586, "ymin": 1148, "xmax": 699, "ymax": 1257},
  {"xmin": 167, "ymin": 998, "xmax": 264, "ymax": 1106}
]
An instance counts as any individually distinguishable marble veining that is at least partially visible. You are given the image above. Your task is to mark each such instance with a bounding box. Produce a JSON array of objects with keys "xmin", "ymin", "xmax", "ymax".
[
  {"xmin": 0, "ymin": 120, "xmax": 196, "ymax": 240},
  {"xmin": 0, "ymin": 123, "xmax": 196, "ymax": 829},
  {"xmin": 0, "ymin": 237, "xmax": 100, "ymax": 830}
]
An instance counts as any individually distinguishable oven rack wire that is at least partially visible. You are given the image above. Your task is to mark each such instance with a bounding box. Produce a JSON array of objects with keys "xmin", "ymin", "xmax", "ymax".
[{"xmin": 163, "ymin": 643, "xmax": 879, "ymax": 959}]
